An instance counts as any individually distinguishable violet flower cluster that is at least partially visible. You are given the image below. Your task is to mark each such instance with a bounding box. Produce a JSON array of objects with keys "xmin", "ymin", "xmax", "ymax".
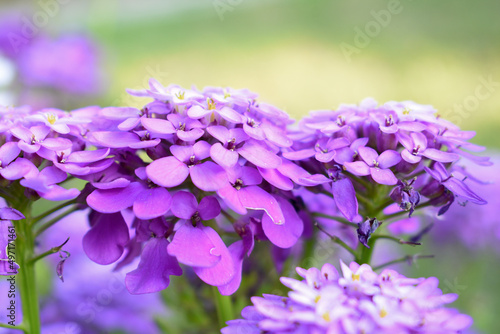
[
  {"xmin": 0, "ymin": 79, "xmax": 490, "ymax": 306},
  {"xmin": 285, "ymin": 98, "xmax": 488, "ymax": 247},
  {"xmin": 222, "ymin": 261, "xmax": 473, "ymax": 334},
  {"xmin": 80, "ymin": 80, "xmax": 311, "ymax": 295}
]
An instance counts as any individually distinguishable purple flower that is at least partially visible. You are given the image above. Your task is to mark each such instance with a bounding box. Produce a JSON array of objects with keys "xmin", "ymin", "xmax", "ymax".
[
  {"xmin": 217, "ymin": 164, "xmax": 284, "ymax": 224},
  {"xmin": 423, "ymin": 162, "xmax": 486, "ymax": 213},
  {"xmin": 146, "ymin": 141, "xmax": 228, "ymax": 191},
  {"xmin": 223, "ymin": 261, "xmax": 473, "ymax": 334},
  {"xmin": 399, "ymin": 132, "xmax": 459, "ymax": 164},
  {"xmin": 344, "ymin": 147, "xmax": 401, "ymax": 185}
]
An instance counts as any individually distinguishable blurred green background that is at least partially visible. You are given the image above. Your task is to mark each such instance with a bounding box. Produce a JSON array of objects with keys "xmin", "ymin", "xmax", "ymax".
[{"xmin": 2, "ymin": 0, "xmax": 499, "ymax": 332}]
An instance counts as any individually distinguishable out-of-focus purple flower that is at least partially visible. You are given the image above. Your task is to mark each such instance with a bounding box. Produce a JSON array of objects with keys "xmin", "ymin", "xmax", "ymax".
[
  {"xmin": 17, "ymin": 36, "xmax": 100, "ymax": 95},
  {"xmin": 222, "ymin": 261, "xmax": 473, "ymax": 334}
]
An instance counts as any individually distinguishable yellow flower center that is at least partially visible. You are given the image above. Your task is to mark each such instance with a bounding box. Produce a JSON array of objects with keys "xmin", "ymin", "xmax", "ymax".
[
  {"xmin": 175, "ymin": 91, "xmax": 185, "ymax": 100},
  {"xmin": 352, "ymin": 273, "xmax": 360, "ymax": 281},
  {"xmin": 314, "ymin": 295, "xmax": 321, "ymax": 303},
  {"xmin": 322, "ymin": 313, "xmax": 330, "ymax": 322},
  {"xmin": 224, "ymin": 92, "xmax": 231, "ymax": 99},
  {"xmin": 402, "ymin": 108, "xmax": 410, "ymax": 115},
  {"xmin": 47, "ymin": 114, "xmax": 57, "ymax": 125},
  {"xmin": 379, "ymin": 309, "xmax": 388, "ymax": 318},
  {"xmin": 207, "ymin": 98, "xmax": 216, "ymax": 110}
]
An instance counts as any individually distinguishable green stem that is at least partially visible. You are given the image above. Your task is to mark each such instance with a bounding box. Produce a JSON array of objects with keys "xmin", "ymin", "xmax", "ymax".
[
  {"xmin": 34, "ymin": 206, "xmax": 79, "ymax": 237},
  {"xmin": 13, "ymin": 209, "xmax": 41, "ymax": 334},
  {"xmin": 312, "ymin": 213, "xmax": 357, "ymax": 227},
  {"xmin": 29, "ymin": 238, "xmax": 70, "ymax": 264},
  {"xmin": 372, "ymin": 254, "xmax": 435, "ymax": 271},
  {"xmin": 371, "ymin": 235, "xmax": 421, "ymax": 246},
  {"xmin": 0, "ymin": 322, "xmax": 24, "ymax": 330},
  {"xmin": 315, "ymin": 223, "xmax": 357, "ymax": 257},
  {"xmin": 358, "ymin": 237, "xmax": 376, "ymax": 264},
  {"xmin": 32, "ymin": 199, "xmax": 77, "ymax": 225},
  {"xmin": 212, "ymin": 287, "xmax": 233, "ymax": 329}
]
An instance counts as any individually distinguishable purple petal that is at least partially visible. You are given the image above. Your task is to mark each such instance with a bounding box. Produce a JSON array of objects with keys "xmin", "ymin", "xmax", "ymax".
[
  {"xmin": 411, "ymin": 132, "xmax": 428, "ymax": 149},
  {"xmin": 167, "ymin": 223, "xmax": 221, "ymax": 267},
  {"xmin": 193, "ymin": 140, "xmax": 212, "ymax": 160},
  {"xmin": 401, "ymin": 149, "xmax": 422, "ymax": 164},
  {"xmin": 10, "ymin": 126, "xmax": 33, "ymax": 142},
  {"xmin": 0, "ymin": 208, "xmax": 24, "ymax": 220},
  {"xmin": 187, "ymin": 105, "xmax": 211, "ymax": 119},
  {"xmin": 66, "ymin": 148, "xmax": 110, "ymax": 164},
  {"xmin": 207, "ymin": 125, "xmax": 230, "ymax": 143},
  {"xmin": 18, "ymin": 141, "xmax": 40, "ymax": 153},
  {"xmin": 218, "ymin": 241, "xmax": 245, "ymax": 295},
  {"xmin": 89, "ymin": 131, "xmax": 139, "ymax": 148},
  {"xmin": 344, "ymin": 161, "xmax": 370, "ymax": 176},
  {"xmin": 193, "ymin": 228, "xmax": 235, "ymax": 286},
  {"xmin": 377, "ymin": 150, "xmax": 401, "ymax": 169},
  {"xmin": 398, "ymin": 121, "xmax": 426, "ymax": 132},
  {"xmin": 190, "ymin": 161, "xmax": 228, "ymax": 191},
  {"xmin": 243, "ymin": 122, "xmax": 265, "ymax": 140},
  {"xmin": 83, "ymin": 212, "xmax": 130, "ymax": 265},
  {"xmin": 277, "ymin": 158, "xmax": 310, "ymax": 184},
  {"xmin": 238, "ymin": 140, "xmax": 281, "ymax": 169},
  {"xmin": 218, "ymin": 106, "xmax": 244, "ymax": 124},
  {"xmin": 262, "ymin": 196, "xmax": 303, "ymax": 248},
  {"xmin": 133, "ymin": 187, "xmax": 172, "ymax": 220},
  {"xmin": 39, "ymin": 138, "xmax": 73, "ymax": 151},
  {"xmin": 118, "ymin": 117, "xmax": 141, "ymax": 131},
  {"xmin": 217, "ymin": 186, "xmax": 247, "ymax": 215},
  {"xmin": 101, "ymin": 107, "xmax": 140, "ymax": 119},
  {"xmin": 358, "ymin": 147, "xmax": 379, "ymax": 165},
  {"xmin": 238, "ymin": 186, "xmax": 285, "ymax": 225},
  {"xmin": 422, "ymin": 148, "xmax": 459, "ymax": 163},
  {"xmin": 125, "ymin": 238, "xmax": 182, "ymax": 294},
  {"xmin": 211, "ymin": 143, "xmax": 239, "ymax": 168},
  {"xmin": 198, "ymin": 196, "xmax": 221, "ymax": 220},
  {"xmin": 1, "ymin": 158, "xmax": 37, "ymax": 180},
  {"xmin": 443, "ymin": 178, "xmax": 487, "ymax": 205},
  {"xmin": 282, "ymin": 148, "xmax": 315, "ymax": 161},
  {"xmin": 0, "ymin": 142, "xmax": 20, "ymax": 166},
  {"xmin": 177, "ymin": 128, "xmax": 204, "ymax": 142},
  {"xmin": 146, "ymin": 157, "xmax": 189, "ymax": 187},
  {"xmin": 315, "ymin": 150, "xmax": 337, "ymax": 163},
  {"xmin": 38, "ymin": 185, "xmax": 80, "ymax": 201},
  {"xmin": 87, "ymin": 182, "xmax": 142, "ymax": 213},
  {"xmin": 258, "ymin": 167, "xmax": 294, "ymax": 191},
  {"xmin": 128, "ymin": 138, "xmax": 161, "ymax": 149},
  {"xmin": 370, "ymin": 168, "xmax": 398, "ymax": 185},
  {"xmin": 141, "ymin": 118, "xmax": 176, "ymax": 134},
  {"xmin": 262, "ymin": 124, "xmax": 292, "ymax": 148},
  {"xmin": 332, "ymin": 178, "xmax": 358, "ymax": 222},
  {"xmin": 171, "ymin": 191, "xmax": 198, "ymax": 219},
  {"xmin": 297, "ymin": 174, "xmax": 331, "ymax": 186}
]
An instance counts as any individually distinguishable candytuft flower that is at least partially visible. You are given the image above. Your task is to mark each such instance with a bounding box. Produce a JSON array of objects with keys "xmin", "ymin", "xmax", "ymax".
[{"xmin": 222, "ymin": 261, "xmax": 473, "ymax": 334}]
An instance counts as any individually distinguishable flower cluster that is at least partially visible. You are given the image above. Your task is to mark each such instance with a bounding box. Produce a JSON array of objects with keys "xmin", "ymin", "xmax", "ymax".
[
  {"xmin": 0, "ymin": 80, "xmax": 491, "ymax": 303},
  {"xmin": 222, "ymin": 261, "xmax": 473, "ymax": 334},
  {"xmin": 286, "ymin": 98, "xmax": 488, "ymax": 246},
  {"xmin": 78, "ymin": 80, "xmax": 309, "ymax": 295}
]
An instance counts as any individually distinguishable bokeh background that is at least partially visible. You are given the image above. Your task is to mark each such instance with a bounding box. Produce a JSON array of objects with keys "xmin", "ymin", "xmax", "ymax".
[{"xmin": 1, "ymin": 0, "xmax": 499, "ymax": 333}]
